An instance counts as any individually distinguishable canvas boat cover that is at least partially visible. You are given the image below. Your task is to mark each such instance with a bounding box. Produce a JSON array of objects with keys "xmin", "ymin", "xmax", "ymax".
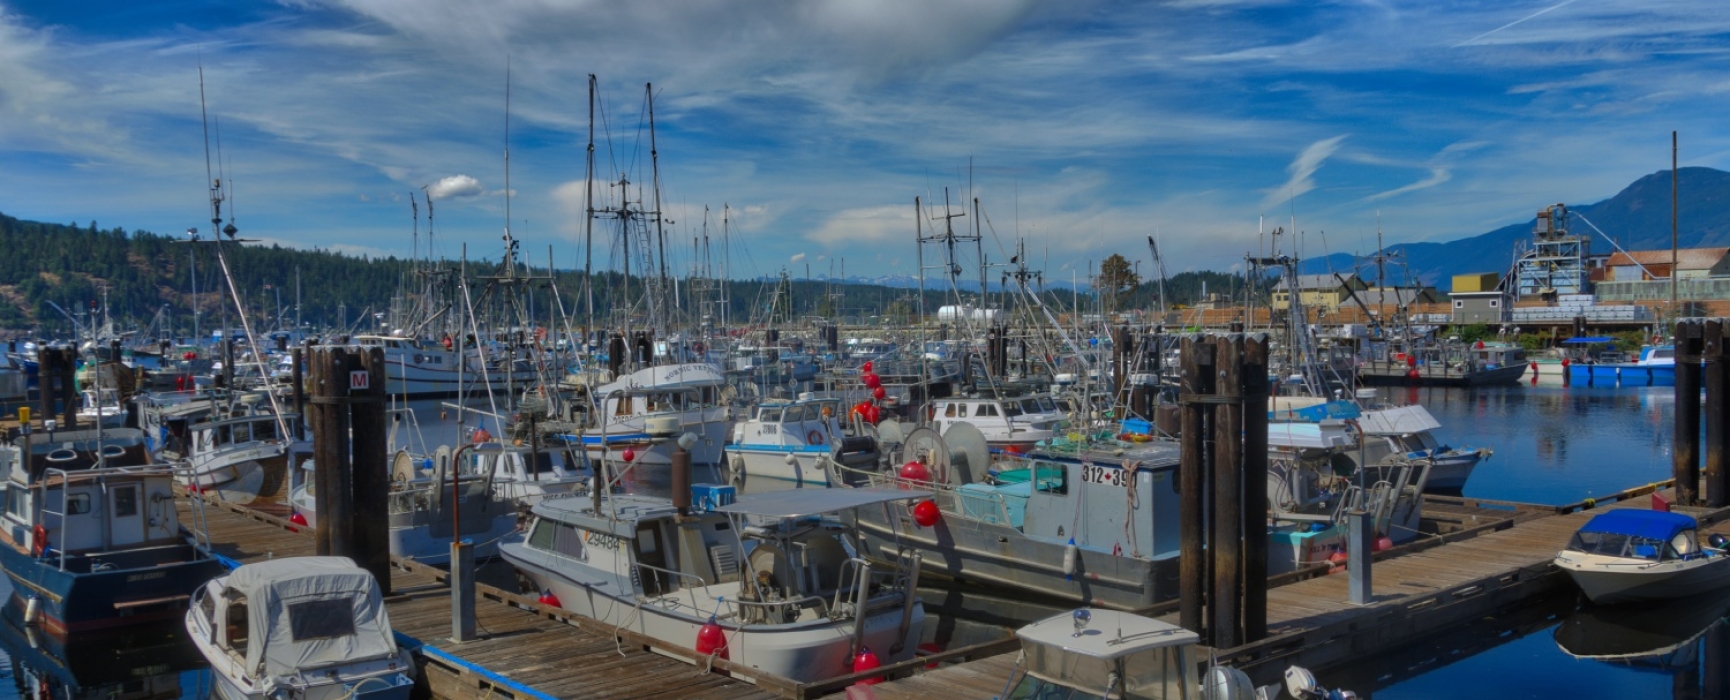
[
  {"xmin": 595, "ymin": 363, "xmax": 725, "ymax": 396},
  {"xmin": 1357, "ymin": 405, "xmax": 1442, "ymax": 436},
  {"xmin": 1577, "ymin": 510, "xmax": 1698, "ymax": 543},
  {"xmin": 227, "ymin": 556, "xmax": 399, "ymax": 678}
]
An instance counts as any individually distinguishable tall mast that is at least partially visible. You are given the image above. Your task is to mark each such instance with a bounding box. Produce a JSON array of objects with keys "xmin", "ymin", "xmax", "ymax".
[
  {"xmin": 647, "ymin": 83, "xmax": 669, "ymax": 331},
  {"xmin": 584, "ymin": 74, "xmax": 597, "ymax": 328}
]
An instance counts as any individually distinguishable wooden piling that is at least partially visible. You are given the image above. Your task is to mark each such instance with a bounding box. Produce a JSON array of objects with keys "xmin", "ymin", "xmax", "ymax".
[
  {"xmin": 1706, "ymin": 320, "xmax": 1727, "ymax": 508},
  {"xmin": 1212, "ymin": 334, "xmax": 1244, "ymax": 649},
  {"xmin": 291, "ymin": 343, "xmax": 307, "ymax": 440},
  {"xmin": 1241, "ymin": 333, "xmax": 1270, "ymax": 642},
  {"xmin": 309, "ymin": 347, "xmax": 355, "ymax": 557},
  {"xmin": 1676, "ymin": 319, "xmax": 1704, "ymax": 505},
  {"xmin": 352, "ymin": 347, "xmax": 391, "ymax": 592},
  {"xmin": 1178, "ymin": 336, "xmax": 1214, "ymax": 641},
  {"xmin": 56, "ymin": 348, "xmax": 77, "ymax": 429}
]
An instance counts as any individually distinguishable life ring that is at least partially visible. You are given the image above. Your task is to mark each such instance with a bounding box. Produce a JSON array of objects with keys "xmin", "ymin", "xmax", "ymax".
[
  {"xmin": 807, "ymin": 429, "xmax": 824, "ymax": 445},
  {"xmin": 32, "ymin": 525, "xmax": 46, "ymax": 557}
]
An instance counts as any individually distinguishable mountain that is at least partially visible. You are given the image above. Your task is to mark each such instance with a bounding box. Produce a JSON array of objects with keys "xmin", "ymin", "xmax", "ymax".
[{"xmin": 1300, "ymin": 167, "xmax": 1730, "ymax": 290}]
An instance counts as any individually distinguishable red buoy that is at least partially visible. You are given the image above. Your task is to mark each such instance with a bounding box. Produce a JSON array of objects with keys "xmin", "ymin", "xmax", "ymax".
[
  {"xmin": 696, "ymin": 616, "xmax": 729, "ymax": 659},
  {"xmin": 1328, "ymin": 549, "xmax": 1348, "ymax": 570},
  {"xmin": 472, "ymin": 428, "xmax": 492, "ymax": 444},
  {"xmin": 1407, "ymin": 369, "xmax": 1420, "ymax": 380},
  {"xmin": 538, "ymin": 589, "xmax": 562, "ymax": 608},
  {"xmin": 898, "ymin": 460, "xmax": 931, "ymax": 485},
  {"xmin": 1374, "ymin": 536, "xmax": 1394, "ymax": 552},
  {"xmin": 860, "ymin": 361, "xmax": 873, "ymax": 373},
  {"xmin": 864, "ymin": 405, "xmax": 881, "ymax": 425},
  {"xmin": 852, "ymin": 646, "xmax": 883, "ymax": 685},
  {"xmin": 872, "ymin": 386, "xmax": 887, "ymax": 401},
  {"xmin": 621, "ymin": 447, "xmax": 637, "ymax": 463},
  {"xmin": 912, "ymin": 500, "xmax": 941, "ymax": 528},
  {"xmin": 863, "ymin": 374, "xmax": 882, "ymax": 389},
  {"xmin": 288, "ymin": 512, "xmax": 307, "ymax": 532}
]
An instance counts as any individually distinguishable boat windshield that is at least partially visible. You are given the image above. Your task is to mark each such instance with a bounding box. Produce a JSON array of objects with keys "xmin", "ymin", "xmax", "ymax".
[
  {"xmin": 1003, "ymin": 675, "xmax": 1106, "ymax": 700},
  {"xmin": 1566, "ymin": 530, "xmax": 1691, "ymax": 561}
]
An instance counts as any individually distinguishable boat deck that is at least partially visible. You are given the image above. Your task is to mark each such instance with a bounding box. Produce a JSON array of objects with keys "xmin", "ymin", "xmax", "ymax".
[{"xmin": 180, "ymin": 495, "xmax": 782, "ymax": 700}]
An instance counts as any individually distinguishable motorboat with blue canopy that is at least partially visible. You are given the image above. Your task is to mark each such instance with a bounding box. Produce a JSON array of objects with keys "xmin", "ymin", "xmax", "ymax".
[{"xmin": 1555, "ymin": 510, "xmax": 1730, "ymax": 604}]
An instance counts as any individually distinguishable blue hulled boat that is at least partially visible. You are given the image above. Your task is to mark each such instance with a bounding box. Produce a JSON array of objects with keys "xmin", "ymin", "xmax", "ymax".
[{"xmin": 0, "ymin": 425, "xmax": 225, "ymax": 637}]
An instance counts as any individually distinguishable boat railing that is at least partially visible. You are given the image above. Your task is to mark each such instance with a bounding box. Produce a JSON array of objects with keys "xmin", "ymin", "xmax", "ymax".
[{"xmin": 632, "ymin": 561, "xmax": 718, "ymax": 613}]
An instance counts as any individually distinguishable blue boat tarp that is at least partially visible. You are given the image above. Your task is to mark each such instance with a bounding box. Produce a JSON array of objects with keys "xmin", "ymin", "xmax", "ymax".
[
  {"xmin": 1577, "ymin": 510, "xmax": 1697, "ymax": 541},
  {"xmin": 1561, "ymin": 337, "xmax": 1618, "ymax": 345}
]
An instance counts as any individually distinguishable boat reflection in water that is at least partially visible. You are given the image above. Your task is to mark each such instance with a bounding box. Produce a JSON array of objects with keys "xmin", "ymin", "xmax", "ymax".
[
  {"xmin": 1555, "ymin": 588, "xmax": 1730, "ymax": 696},
  {"xmin": 0, "ymin": 602, "xmax": 208, "ymax": 700}
]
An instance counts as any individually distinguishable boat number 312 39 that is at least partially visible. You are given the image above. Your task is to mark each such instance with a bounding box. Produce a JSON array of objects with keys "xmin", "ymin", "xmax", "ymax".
[{"xmin": 1080, "ymin": 464, "xmax": 1129, "ymax": 487}]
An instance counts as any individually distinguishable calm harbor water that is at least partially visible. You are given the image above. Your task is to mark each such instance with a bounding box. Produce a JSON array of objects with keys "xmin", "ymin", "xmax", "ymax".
[{"xmin": 0, "ymin": 382, "xmax": 1714, "ymax": 699}]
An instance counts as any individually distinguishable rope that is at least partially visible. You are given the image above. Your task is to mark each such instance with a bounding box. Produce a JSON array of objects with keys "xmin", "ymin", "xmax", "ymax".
[{"xmin": 1122, "ymin": 459, "xmax": 1142, "ymax": 557}]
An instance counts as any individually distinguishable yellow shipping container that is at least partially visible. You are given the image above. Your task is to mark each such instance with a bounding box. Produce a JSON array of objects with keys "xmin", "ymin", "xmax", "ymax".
[{"xmin": 1452, "ymin": 272, "xmax": 1499, "ymax": 293}]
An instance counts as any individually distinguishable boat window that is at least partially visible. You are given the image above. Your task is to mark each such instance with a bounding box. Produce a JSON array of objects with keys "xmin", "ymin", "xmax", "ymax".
[
  {"xmin": 555, "ymin": 523, "xmax": 587, "ymax": 559},
  {"xmin": 1033, "ymin": 462, "xmax": 1067, "ymax": 495},
  {"xmin": 254, "ymin": 419, "xmax": 277, "ymax": 441},
  {"xmin": 528, "ymin": 519, "xmax": 557, "ymax": 550},
  {"xmin": 198, "ymin": 589, "xmax": 217, "ymax": 637},
  {"xmin": 528, "ymin": 452, "xmax": 555, "ymax": 474},
  {"xmin": 615, "ymin": 397, "xmax": 634, "ymax": 417},
  {"xmin": 66, "ymin": 493, "xmax": 91, "ymax": 516},
  {"xmin": 784, "ymin": 405, "xmax": 809, "ymax": 423},
  {"xmin": 978, "ymin": 403, "xmax": 999, "ymax": 417},
  {"xmin": 944, "ymin": 404, "xmax": 957, "ymax": 418},
  {"xmin": 6, "ymin": 488, "xmax": 24, "ymax": 519},
  {"xmin": 759, "ymin": 407, "xmax": 784, "ymax": 423},
  {"xmin": 232, "ymin": 422, "xmax": 251, "ymax": 443},
  {"xmin": 287, "ymin": 598, "xmax": 357, "ymax": 641},
  {"xmin": 113, "ymin": 487, "xmax": 137, "ymax": 517},
  {"xmin": 227, "ymin": 598, "xmax": 249, "ymax": 647},
  {"xmin": 216, "ymin": 425, "xmax": 231, "ymax": 446}
]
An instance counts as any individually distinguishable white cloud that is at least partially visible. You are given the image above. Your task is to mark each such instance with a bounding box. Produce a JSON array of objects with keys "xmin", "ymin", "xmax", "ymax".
[
  {"xmin": 805, "ymin": 205, "xmax": 915, "ymax": 246},
  {"xmin": 426, "ymin": 175, "xmax": 483, "ymax": 200},
  {"xmin": 790, "ymin": 252, "xmax": 807, "ymax": 263}
]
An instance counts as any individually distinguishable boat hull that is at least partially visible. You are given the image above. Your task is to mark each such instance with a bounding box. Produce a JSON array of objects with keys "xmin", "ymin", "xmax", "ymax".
[
  {"xmin": 0, "ymin": 543, "xmax": 226, "ymax": 638},
  {"xmin": 1556, "ymin": 551, "xmax": 1730, "ymax": 605}
]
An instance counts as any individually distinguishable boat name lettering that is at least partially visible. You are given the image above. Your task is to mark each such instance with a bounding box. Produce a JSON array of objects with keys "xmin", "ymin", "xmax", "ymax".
[
  {"xmin": 584, "ymin": 531, "xmax": 621, "ymax": 549},
  {"xmin": 126, "ymin": 571, "xmax": 167, "ymax": 582},
  {"xmin": 1080, "ymin": 463, "xmax": 1129, "ymax": 487}
]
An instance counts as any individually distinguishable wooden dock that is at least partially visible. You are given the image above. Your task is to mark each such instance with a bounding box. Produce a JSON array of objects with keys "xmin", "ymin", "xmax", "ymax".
[
  {"xmin": 856, "ymin": 482, "xmax": 1730, "ymax": 696},
  {"xmin": 182, "ymin": 493, "xmax": 784, "ymax": 700}
]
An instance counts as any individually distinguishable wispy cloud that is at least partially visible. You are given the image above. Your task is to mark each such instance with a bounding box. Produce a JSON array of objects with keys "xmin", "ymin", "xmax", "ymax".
[
  {"xmin": 1261, "ymin": 135, "xmax": 1348, "ymax": 211},
  {"xmin": 1453, "ymin": 0, "xmax": 1585, "ymax": 48}
]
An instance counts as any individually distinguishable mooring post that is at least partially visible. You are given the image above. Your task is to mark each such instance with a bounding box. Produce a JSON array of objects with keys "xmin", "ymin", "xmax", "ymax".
[
  {"xmin": 58, "ymin": 348, "xmax": 77, "ymax": 430},
  {"xmin": 671, "ymin": 443, "xmax": 693, "ymax": 517},
  {"xmin": 310, "ymin": 347, "xmax": 355, "ymax": 557},
  {"xmin": 351, "ymin": 347, "xmax": 391, "ymax": 593},
  {"xmin": 1241, "ymin": 333, "xmax": 1270, "ymax": 642},
  {"xmin": 450, "ymin": 540, "xmax": 477, "ymax": 643},
  {"xmin": 1178, "ymin": 336, "xmax": 1214, "ymax": 642},
  {"xmin": 292, "ymin": 341, "xmax": 309, "ymax": 440},
  {"xmin": 1676, "ymin": 319, "xmax": 1704, "ymax": 505},
  {"xmin": 34, "ymin": 348, "xmax": 53, "ymax": 427},
  {"xmin": 1348, "ymin": 509, "xmax": 1373, "ymax": 605},
  {"xmin": 1211, "ymin": 333, "xmax": 1244, "ymax": 649},
  {"xmin": 1705, "ymin": 319, "xmax": 1727, "ymax": 508}
]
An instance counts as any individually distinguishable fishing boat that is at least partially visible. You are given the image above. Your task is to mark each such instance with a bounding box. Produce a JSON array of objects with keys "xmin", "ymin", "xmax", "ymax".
[
  {"xmin": 287, "ymin": 448, "xmax": 523, "ymax": 565},
  {"xmin": 1554, "ymin": 510, "xmax": 1730, "ymax": 604},
  {"xmin": 159, "ymin": 395, "xmax": 309, "ymax": 513},
  {"xmin": 0, "ymin": 425, "xmax": 226, "ymax": 637},
  {"xmin": 1561, "ymin": 338, "xmax": 1676, "ymax": 386},
  {"xmin": 1000, "ymin": 608, "xmax": 1353, "ymax": 700},
  {"xmin": 926, "ymin": 394, "xmax": 1062, "ymax": 452},
  {"xmin": 351, "ymin": 334, "xmax": 538, "ymax": 399},
  {"xmin": 502, "ymin": 486, "xmax": 927, "ymax": 683},
  {"xmin": 724, "ymin": 395, "xmax": 880, "ymax": 490},
  {"xmin": 567, "ymin": 362, "xmax": 732, "ymax": 470},
  {"xmin": 187, "ymin": 556, "xmax": 414, "ymax": 700},
  {"xmin": 851, "ymin": 427, "xmax": 1184, "ymax": 610}
]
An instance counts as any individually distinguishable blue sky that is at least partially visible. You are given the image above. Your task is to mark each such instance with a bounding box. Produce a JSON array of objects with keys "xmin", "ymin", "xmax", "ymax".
[{"xmin": 1, "ymin": 0, "xmax": 1726, "ymax": 282}]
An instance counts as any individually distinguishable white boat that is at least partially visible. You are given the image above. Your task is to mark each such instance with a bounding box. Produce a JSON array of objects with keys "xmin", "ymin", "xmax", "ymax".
[
  {"xmin": 352, "ymin": 334, "xmax": 539, "ymax": 399},
  {"xmin": 724, "ymin": 396, "xmax": 879, "ymax": 490},
  {"xmin": 927, "ymin": 395, "xmax": 1061, "ymax": 452},
  {"xmin": 1002, "ymin": 608, "xmax": 1354, "ymax": 700},
  {"xmin": 1555, "ymin": 510, "xmax": 1730, "ymax": 605},
  {"xmin": 160, "ymin": 397, "xmax": 310, "ymax": 512},
  {"xmin": 502, "ymin": 487, "xmax": 926, "ymax": 683},
  {"xmin": 567, "ymin": 362, "xmax": 731, "ymax": 470},
  {"xmin": 1353, "ymin": 404, "xmax": 1490, "ymax": 493},
  {"xmin": 186, "ymin": 556, "xmax": 415, "ymax": 700}
]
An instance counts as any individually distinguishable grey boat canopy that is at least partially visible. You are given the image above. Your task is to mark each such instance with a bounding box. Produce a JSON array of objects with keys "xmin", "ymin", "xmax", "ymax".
[
  {"xmin": 224, "ymin": 556, "xmax": 400, "ymax": 678},
  {"xmin": 714, "ymin": 488, "xmax": 932, "ymax": 519}
]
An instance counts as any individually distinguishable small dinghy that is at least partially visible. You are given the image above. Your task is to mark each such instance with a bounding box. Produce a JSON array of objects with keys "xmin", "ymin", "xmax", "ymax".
[
  {"xmin": 1554, "ymin": 510, "xmax": 1730, "ymax": 605},
  {"xmin": 186, "ymin": 557, "xmax": 414, "ymax": 700}
]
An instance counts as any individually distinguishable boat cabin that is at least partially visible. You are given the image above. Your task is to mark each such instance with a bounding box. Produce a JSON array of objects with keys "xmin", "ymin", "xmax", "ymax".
[
  {"xmin": 1564, "ymin": 510, "xmax": 1705, "ymax": 563},
  {"xmin": 1008, "ymin": 609, "xmax": 1199, "ymax": 700},
  {"xmin": 930, "ymin": 395, "xmax": 1062, "ymax": 448},
  {"xmin": 731, "ymin": 399, "xmax": 842, "ymax": 449},
  {"xmin": 0, "ymin": 428, "xmax": 181, "ymax": 563},
  {"xmin": 953, "ymin": 442, "xmax": 1182, "ymax": 556}
]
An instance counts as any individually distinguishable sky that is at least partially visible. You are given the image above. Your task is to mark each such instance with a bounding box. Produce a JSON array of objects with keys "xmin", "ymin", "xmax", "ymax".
[{"xmin": 1, "ymin": 0, "xmax": 1727, "ymax": 284}]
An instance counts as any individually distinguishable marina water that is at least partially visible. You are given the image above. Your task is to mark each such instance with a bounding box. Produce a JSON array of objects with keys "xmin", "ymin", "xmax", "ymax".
[{"xmin": 0, "ymin": 383, "xmax": 1715, "ymax": 699}]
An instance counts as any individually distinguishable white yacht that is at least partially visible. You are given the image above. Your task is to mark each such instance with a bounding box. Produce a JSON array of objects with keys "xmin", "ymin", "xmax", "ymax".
[
  {"xmin": 927, "ymin": 394, "xmax": 1062, "ymax": 452},
  {"xmin": 568, "ymin": 363, "xmax": 731, "ymax": 471},
  {"xmin": 187, "ymin": 557, "xmax": 414, "ymax": 700}
]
